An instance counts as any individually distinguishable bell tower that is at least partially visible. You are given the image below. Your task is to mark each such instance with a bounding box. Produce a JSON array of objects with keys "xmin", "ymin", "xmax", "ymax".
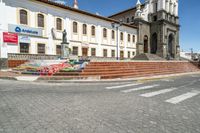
[{"xmin": 147, "ymin": 0, "xmax": 180, "ymax": 59}]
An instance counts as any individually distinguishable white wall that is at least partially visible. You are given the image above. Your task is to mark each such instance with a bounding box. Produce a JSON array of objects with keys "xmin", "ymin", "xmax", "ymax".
[{"xmin": 0, "ymin": 0, "xmax": 137, "ymax": 58}]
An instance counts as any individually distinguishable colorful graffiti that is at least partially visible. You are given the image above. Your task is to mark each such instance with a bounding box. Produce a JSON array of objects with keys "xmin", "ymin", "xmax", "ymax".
[{"xmin": 13, "ymin": 60, "xmax": 88, "ymax": 76}]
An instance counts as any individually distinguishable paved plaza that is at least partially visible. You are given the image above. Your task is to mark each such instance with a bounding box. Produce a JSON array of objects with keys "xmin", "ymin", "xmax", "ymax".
[{"xmin": 0, "ymin": 74, "xmax": 200, "ymax": 133}]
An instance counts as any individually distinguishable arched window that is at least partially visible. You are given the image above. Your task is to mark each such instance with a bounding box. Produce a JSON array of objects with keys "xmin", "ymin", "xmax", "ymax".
[
  {"xmin": 73, "ymin": 22, "xmax": 78, "ymax": 33},
  {"xmin": 91, "ymin": 26, "xmax": 95, "ymax": 36},
  {"xmin": 56, "ymin": 18, "xmax": 62, "ymax": 30},
  {"xmin": 103, "ymin": 28, "xmax": 107, "ymax": 38},
  {"xmin": 127, "ymin": 18, "xmax": 130, "ymax": 23},
  {"xmin": 131, "ymin": 16, "xmax": 134, "ymax": 22},
  {"xmin": 37, "ymin": 14, "xmax": 44, "ymax": 28},
  {"xmin": 83, "ymin": 24, "xmax": 87, "ymax": 35},
  {"xmin": 128, "ymin": 34, "xmax": 131, "ymax": 42},
  {"xmin": 111, "ymin": 30, "xmax": 115, "ymax": 39},
  {"xmin": 20, "ymin": 9, "xmax": 28, "ymax": 25},
  {"xmin": 120, "ymin": 32, "xmax": 123, "ymax": 41},
  {"xmin": 132, "ymin": 35, "xmax": 135, "ymax": 43}
]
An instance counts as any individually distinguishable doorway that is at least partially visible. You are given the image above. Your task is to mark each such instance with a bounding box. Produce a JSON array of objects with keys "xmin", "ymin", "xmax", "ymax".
[
  {"xmin": 120, "ymin": 51, "xmax": 124, "ymax": 59},
  {"xmin": 82, "ymin": 48, "xmax": 88, "ymax": 57},
  {"xmin": 151, "ymin": 33, "xmax": 157, "ymax": 54},
  {"xmin": 168, "ymin": 34, "xmax": 174, "ymax": 58},
  {"xmin": 144, "ymin": 35, "xmax": 148, "ymax": 53},
  {"xmin": 20, "ymin": 43, "xmax": 29, "ymax": 53}
]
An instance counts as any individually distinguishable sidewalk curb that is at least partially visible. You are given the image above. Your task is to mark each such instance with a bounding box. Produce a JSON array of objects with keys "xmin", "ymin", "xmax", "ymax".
[
  {"xmin": 0, "ymin": 76, "xmax": 17, "ymax": 81},
  {"xmin": 37, "ymin": 71, "xmax": 200, "ymax": 83},
  {"xmin": 1, "ymin": 71, "xmax": 200, "ymax": 83}
]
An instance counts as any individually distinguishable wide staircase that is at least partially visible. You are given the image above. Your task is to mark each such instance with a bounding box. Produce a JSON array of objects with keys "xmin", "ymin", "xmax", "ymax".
[{"xmin": 80, "ymin": 61, "xmax": 200, "ymax": 79}]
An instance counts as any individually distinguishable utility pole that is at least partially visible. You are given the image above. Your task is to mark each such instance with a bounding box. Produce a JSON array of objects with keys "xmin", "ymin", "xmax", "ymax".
[{"xmin": 111, "ymin": 21, "xmax": 122, "ymax": 60}]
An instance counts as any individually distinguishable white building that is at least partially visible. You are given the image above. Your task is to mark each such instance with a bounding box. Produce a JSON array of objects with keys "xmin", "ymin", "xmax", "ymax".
[{"xmin": 0, "ymin": 0, "xmax": 137, "ymax": 66}]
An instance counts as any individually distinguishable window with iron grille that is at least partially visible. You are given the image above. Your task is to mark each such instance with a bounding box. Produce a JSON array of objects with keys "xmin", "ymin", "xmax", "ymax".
[
  {"xmin": 72, "ymin": 46, "xmax": 78, "ymax": 55},
  {"xmin": 20, "ymin": 9, "xmax": 28, "ymax": 25},
  {"xmin": 112, "ymin": 30, "xmax": 115, "ymax": 39},
  {"xmin": 37, "ymin": 14, "xmax": 44, "ymax": 28},
  {"xmin": 37, "ymin": 43, "xmax": 45, "ymax": 54},
  {"xmin": 91, "ymin": 48, "xmax": 96, "ymax": 56},
  {"xmin": 56, "ymin": 45, "xmax": 61, "ymax": 55},
  {"xmin": 20, "ymin": 43, "xmax": 29, "ymax": 53},
  {"xmin": 73, "ymin": 22, "xmax": 78, "ymax": 33},
  {"xmin": 56, "ymin": 18, "xmax": 62, "ymax": 30},
  {"xmin": 111, "ymin": 50, "xmax": 115, "ymax": 58},
  {"xmin": 91, "ymin": 26, "xmax": 95, "ymax": 36},
  {"xmin": 103, "ymin": 28, "xmax": 107, "ymax": 38},
  {"xmin": 103, "ymin": 49, "xmax": 107, "ymax": 57}
]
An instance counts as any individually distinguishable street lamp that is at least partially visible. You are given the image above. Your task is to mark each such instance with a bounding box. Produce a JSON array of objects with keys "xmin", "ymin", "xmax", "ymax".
[{"xmin": 111, "ymin": 21, "xmax": 122, "ymax": 60}]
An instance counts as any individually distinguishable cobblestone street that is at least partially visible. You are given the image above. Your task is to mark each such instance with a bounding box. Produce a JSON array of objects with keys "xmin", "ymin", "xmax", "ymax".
[{"xmin": 0, "ymin": 74, "xmax": 200, "ymax": 133}]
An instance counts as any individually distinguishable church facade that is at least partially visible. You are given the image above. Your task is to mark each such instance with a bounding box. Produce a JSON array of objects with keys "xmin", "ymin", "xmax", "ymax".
[{"xmin": 110, "ymin": 0, "xmax": 180, "ymax": 59}]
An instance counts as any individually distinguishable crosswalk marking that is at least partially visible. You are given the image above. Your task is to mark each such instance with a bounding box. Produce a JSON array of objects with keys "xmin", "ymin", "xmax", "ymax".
[
  {"xmin": 165, "ymin": 90, "xmax": 200, "ymax": 104},
  {"xmin": 121, "ymin": 84, "xmax": 159, "ymax": 93},
  {"xmin": 140, "ymin": 88, "xmax": 177, "ymax": 97},
  {"xmin": 106, "ymin": 83, "xmax": 142, "ymax": 90}
]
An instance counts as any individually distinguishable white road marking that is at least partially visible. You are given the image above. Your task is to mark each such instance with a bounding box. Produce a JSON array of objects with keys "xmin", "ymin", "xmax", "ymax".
[
  {"xmin": 160, "ymin": 79, "xmax": 174, "ymax": 82},
  {"xmin": 121, "ymin": 84, "xmax": 159, "ymax": 93},
  {"xmin": 140, "ymin": 88, "xmax": 177, "ymax": 97},
  {"xmin": 165, "ymin": 90, "xmax": 200, "ymax": 104},
  {"xmin": 106, "ymin": 83, "xmax": 142, "ymax": 90}
]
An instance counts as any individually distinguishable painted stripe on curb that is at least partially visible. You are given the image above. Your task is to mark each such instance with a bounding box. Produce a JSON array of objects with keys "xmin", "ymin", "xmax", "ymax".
[
  {"xmin": 121, "ymin": 84, "xmax": 159, "ymax": 93},
  {"xmin": 140, "ymin": 88, "xmax": 177, "ymax": 97},
  {"xmin": 15, "ymin": 76, "xmax": 39, "ymax": 81},
  {"xmin": 165, "ymin": 90, "xmax": 200, "ymax": 104},
  {"xmin": 106, "ymin": 83, "xmax": 142, "ymax": 90}
]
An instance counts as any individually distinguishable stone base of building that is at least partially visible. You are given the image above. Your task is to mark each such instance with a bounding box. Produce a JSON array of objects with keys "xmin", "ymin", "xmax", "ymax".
[{"xmin": 0, "ymin": 58, "xmax": 8, "ymax": 70}]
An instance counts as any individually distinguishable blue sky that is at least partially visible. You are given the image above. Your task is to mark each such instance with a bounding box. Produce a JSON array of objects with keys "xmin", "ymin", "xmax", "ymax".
[{"xmin": 55, "ymin": 0, "xmax": 199, "ymax": 52}]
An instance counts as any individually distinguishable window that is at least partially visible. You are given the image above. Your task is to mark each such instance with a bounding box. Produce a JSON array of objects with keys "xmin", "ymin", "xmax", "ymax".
[
  {"xmin": 132, "ymin": 51, "xmax": 135, "ymax": 56},
  {"xmin": 127, "ymin": 18, "xmax": 130, "ymax": 23},
  {"xmin": 103, "ymin": 49, "xmax": 107, "ymax": 57},
  {"xmin": 120, "ymin": 32, "xmax": 123, "ymax": 41},
  {"xmin": 72, "ymin": 46, "xmax": 78, "ymax": 55},
  {"xmin": 20, "ymin": 43, "xmax": 29, "ymax": 53},
  {"xmin": 56, "ymin": 18, "xmax": 62, "ymax": 30},
  {"xmin": 73, "ymin": 22, "xmax": 78, "ymax": 33},
  {"xmin": 112, "ymin": 30, "xmax": 115, "ymax": 39},
  {"xmin": 128, "ymin": 34, "xmax": 131, "ymax": 42},
  {"xmin": 91, "ymin": 26, "xmax": 95, "ymax": 36},
  {"xmin": 111, "ymin": 50, "xmax": 115, "ymax": 58},
  {"xmin": 133, "ymin": 35, "xmax": 135, "ymax": 43},
  {"xmin": 37, "ymin": 14, "xmax": 44, "ymax": 28},
  {"xmin": 131, "ymin": 16, "xmax": 134, "ymax": 22},
  {"xmin": 128, "ymin": 51, "xmax": 131, "ymax": 58},
  {"xmin": 83, "ymin": 24, "xmax": 87, "ymax": 35},
  {"xmin": 154, "ymin": 2, "xmax": 158, "ymax": 13},
  {"xmin": 56, "ymin": 45, "xmax": 61, "ymax": 55},
  {"xmin": 91, "ymin": 48, "xmax": 96, "ymax": 56},
  {"xmin": 103, "ymin": 28, "xmax": 107, "ymax": 38},
  {"xmin": 20, "ymin": 9, "xmax": 28, "ymax": 25},
  {"xmin": 37, "ymin": 43, "xmax": 45, "ymax": 54}
]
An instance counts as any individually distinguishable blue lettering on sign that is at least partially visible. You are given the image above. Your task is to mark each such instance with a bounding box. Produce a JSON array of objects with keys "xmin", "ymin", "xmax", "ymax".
[
  {"xmin": 15, "ymin": 26, "xmax": 39, "ymax": 35},
  {"xmin": 15, "ymin": 27, "xmax": 21, "ymax": 33}
]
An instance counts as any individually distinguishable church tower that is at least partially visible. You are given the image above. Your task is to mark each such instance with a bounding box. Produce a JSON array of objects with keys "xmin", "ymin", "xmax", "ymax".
[
  {"xmin": 148, "ymin": 0, "xmax": 180, "ymax": 59},
  {"xmin": 135, "ymin": 0, "xmax": 180, "ymax": 59}
]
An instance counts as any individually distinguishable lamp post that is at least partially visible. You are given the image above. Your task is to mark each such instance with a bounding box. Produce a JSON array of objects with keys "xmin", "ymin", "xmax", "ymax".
[{"xmin": 111, "ymin": 21, "xmax": 122, "ymax": 60}]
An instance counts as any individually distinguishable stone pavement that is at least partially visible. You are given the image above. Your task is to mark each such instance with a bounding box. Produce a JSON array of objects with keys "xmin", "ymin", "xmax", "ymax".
[{"xmin": 0, "ymin": 74, "xmax": 200, "ymax": 133}]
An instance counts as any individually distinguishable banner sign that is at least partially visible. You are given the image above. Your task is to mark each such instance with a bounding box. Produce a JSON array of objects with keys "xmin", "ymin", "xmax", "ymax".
[
  {"xmin": 19, "ymin": 36, "xmax": 31, "ymax": 43},
  {"xmin": 3, "ymin": 32, "xmax": 18, "ymax": 44},
  {"xmin": 8, "ymin": 24, "xmax": 43, "ymax": 37}
]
